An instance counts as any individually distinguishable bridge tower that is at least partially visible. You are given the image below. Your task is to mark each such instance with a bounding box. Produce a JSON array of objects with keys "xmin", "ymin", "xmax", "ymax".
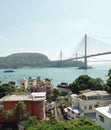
[
  {"xmin": 79, "ymin": 34, "xmax": 88, "ymax": 69},
  {"xmin": 84, "ymin": 34, "xmax": 88, "ymax": 69},
  {"xmin": 60, "ymin": 50, "xmax": 62, "ymax": 61}
]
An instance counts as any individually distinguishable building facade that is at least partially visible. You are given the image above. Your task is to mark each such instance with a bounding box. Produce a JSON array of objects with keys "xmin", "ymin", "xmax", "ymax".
[
  {"xmin": 20, "ymin": 77, "xmax": 53, "ymax": 101},
  {"xmin": 95, "ymin": 105, "xmax": 111, "ymax": 130},
  {"xmin": 0, "ymin": 92, "xmax": 46, "ymax": 121},
  {"xmin": 67, "ymin": 90, "xmax": 111, "ymax": 119}
]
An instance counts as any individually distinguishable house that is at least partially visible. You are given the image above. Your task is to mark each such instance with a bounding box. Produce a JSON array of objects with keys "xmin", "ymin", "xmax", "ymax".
[
  {"xmin": 33, "ymin": 78, "xmax": 53, "ymax": 101},
  {"xmin": 27, "ymin": 77, "xmax": 36, "ymax": 90},
  {"xmin": 20, "ymin": 77, "xmax": 54, "ymax": 101},
  {"xmin": 95, "ymin": 104, "xmax": 111, "ymax": 130},
  {"xmin": 20, "ymin": 77, "xmax": 36, "ymax": 90},
  {"xmin": 45, "ymin": 78, "xmax": 53, "ymax": 101},
  {"xmin": 20, "ymin": 78, "xmax": 28, "ymax": 89},
  {"xmin": 0, "ymin": 92, "xmax": 46, "ymax": 121},
  {"xmin": 67, "ymin": 90, "xmax": 111, "ymax": 120},
  {"xmin": 57, "ymin": 82, "xmax": 71, "ymax": 95}
]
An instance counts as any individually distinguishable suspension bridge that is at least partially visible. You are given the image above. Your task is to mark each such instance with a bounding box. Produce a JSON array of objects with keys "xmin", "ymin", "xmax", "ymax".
[{"xmin": 59, "ymin": 34, "xmax": 111, "ymax": 69}]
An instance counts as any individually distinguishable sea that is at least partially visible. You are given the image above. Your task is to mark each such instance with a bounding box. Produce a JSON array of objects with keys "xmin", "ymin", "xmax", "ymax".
[{"xmin": 0, "ymin": 63, "xmax": 111, "ymax": 87}]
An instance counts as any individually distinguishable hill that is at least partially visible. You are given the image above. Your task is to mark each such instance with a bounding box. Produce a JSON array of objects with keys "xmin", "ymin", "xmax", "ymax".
[
  {"xmin": 0, "ymin": 53, "xmax": 84, "ymax": 68},
  {"xmin": 0, "ymin": 53, "xmax": 51, "ymax": 68}
]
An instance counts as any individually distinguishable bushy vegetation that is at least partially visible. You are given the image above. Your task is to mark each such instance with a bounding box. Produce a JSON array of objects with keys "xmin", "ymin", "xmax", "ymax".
[
  {"xmin": 4, "ymin": 102, "xmax": 29, "ymax": 121},
  {"xmin": 0, "ymin": 81, "xmax": 28, "ymax": 98},
  {"xmin": 69, "ymin": 75, "xmax": 106, "ymax": 93},
  {"xmin": 69, "ymin": 68, "xmax": 111, "ymax": 93},
  {"xmin": 0, "ymin": 81, "xmax": 16, "ymax": 97},
  {"xmin": 106, "ymin": 68, "xmax": 111, "ymax": 92},
  {"xmin": 27, "ymin": 116, "xmax": 104, "ymax": 130}
]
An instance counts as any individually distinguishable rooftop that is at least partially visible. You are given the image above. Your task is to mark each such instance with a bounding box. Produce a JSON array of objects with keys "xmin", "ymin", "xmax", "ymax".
[
  {"xmin": 95, "ymin": 105, "xmax": 111, "ymax": 119},
  {"xmin": 79, "ymin": 89, "xmax": 92, "ymax": 94},
  {"xmin": 0, "ymin": 92, "xmax": 46, "ymax": 102},
  {"xmin": 71, "ymin": 94, "xmax": 78, "ymax": 97},
  {"xmin": 82, "ymin": 90, "xmax": 110, "ymax": 97},
  {"xmin": 31, "ymin": 92, "xmax": 46, "ymax": 97},
  {"xmin": 67, "ymin": 106, "xmax": 83, "ymax": 114},
  {"xmin": 57, "ymin": 82, "xmax": 69, "ymax": 89}
]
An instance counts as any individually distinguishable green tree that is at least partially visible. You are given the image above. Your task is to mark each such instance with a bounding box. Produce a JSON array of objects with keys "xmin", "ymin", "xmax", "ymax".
[
  {"xmin": 106, "ymin": 68, "xmax": 111, "ymax": 92},
  {"xmin": 8, "ymin": 81, "xmax": 16, "ymax": 86},
  {"xmin": 27, "ymin": 116, "xmax": 104, "ymax": 130},
  {"xmin": 4, "ymin": 110, "xmax": 14, "ymax": 120},
  {"xmin": 70, "ymin": 75, "xmax": 91, "ymax": 93},
  {"xmin": 64, "ymin": 116, "xmax": 104, "ymax": 130},
  {"xmin": 78, "ymin": 125, "xmax": 104, "ymax": 130},
  {"xmin": 14, "ymin": 101, "xmax": 29, "ymax": 121},
  {"xmin": 49, "ymin": 115, "xmax": 57, "ymax": 124},
  {"xmin": 108, "ymin": 68, "xmax": 111, "ymax": 77},
  {"xmin": 70, "ymin": 75, "xmax": 104, "ymax": 93},
  {"xmin": 0, "ymin": 81, "xmax": 16, "ymax": 97},
  {"xmin": 51, "ymin": 123, "xmax": 64, "ymax": 130},
  {"xmin": 27, "ymin": 121, "xmax": 51, "ymax": 130},
  {"xmin": 25, "ymin": 116, "xmax": 38, "ymax": 129},
  {"xmin": 53, "ymin": 88, "xmax": 59, "ymax": 100}
]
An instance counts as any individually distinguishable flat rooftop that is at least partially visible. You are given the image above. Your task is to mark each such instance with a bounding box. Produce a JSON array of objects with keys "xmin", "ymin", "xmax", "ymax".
[
  {"xmin": 0, "ymin": 92, "xmax": 46, "ymax": 102},
  {"xmin": 79, "ymin": 89, "xmax": 92, "ymax": 94},
  {"xmin": 83, "ymin": 91, "xmax": 110, "ymax": 97},
  {"xmin": 31, "ymin": 92, "xmax": 46, "ymax": 97},
  {"xmin": 95, "ymin": 106, "xmax": 111, "ymax": 119},
  {"xmin": 67, "ymin": 107, "xmax": 83, "ymax": 114}
]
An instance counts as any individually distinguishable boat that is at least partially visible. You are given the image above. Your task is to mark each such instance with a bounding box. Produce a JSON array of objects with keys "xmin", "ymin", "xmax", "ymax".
[
  {"xmin": 78, "ymin": 66, "xmax": 92, "ymax": 69},
  {"xmin": 4, "ymin": 70, "xmax": 15, "ymax": 73}
]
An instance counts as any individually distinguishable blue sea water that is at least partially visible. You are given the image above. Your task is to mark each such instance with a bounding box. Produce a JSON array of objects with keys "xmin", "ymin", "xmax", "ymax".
[{"xmin": 0, "ymin": 64, "xmax": 111, "ymax": 87}]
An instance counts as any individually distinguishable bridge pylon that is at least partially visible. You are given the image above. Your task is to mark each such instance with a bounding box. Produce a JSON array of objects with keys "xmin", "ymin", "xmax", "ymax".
[
  {"xmin": 79, "ymin": 34, "xmax": 88, "ymax": 69},
  {"xmin": 84, "ymin": 34, "xmax": 88, "ymax": 69}
]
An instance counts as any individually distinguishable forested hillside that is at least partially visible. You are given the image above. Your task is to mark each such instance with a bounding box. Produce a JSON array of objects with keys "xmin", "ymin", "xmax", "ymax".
[{"xmin": 0, "ymin": 53, "xmax": 84, "ymax": 68}]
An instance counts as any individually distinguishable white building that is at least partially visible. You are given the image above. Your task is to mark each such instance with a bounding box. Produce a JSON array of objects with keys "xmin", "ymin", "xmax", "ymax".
[
  {"xmin": 95, "ymin": 105, "xmax": 111, "ymax": 130},
  {"xmin": 67, "ymin": 90, "xmax": 111, "ymax": 120},
  {"xmin": 67, "ymin": 106, "xmax": 83, "ymax": 119}
]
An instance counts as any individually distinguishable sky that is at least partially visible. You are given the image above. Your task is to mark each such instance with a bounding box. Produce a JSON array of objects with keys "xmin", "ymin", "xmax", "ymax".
[{"xmin": 0, "ymin": 0, "xmax": 111, "ymax": 61}]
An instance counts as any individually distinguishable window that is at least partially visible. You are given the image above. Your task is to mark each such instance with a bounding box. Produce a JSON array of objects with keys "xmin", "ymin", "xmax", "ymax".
[
  {"xmin": 110, "ymin": 123, "xmax": 111, "ymax": 128},
  {"xmin": 94, "ymin": 104, "xmax": 98, "ymax": 108},
  {"xmin": 89, "ymin": 105, "xmax": 92, "ymax": 110},
  {"xmin": 99, "ymin": 115, "xmax": 104, "ymax": 122},
  {"xmin": 84, "ymin": 106, "xmax": 87, "ymax": 110}
]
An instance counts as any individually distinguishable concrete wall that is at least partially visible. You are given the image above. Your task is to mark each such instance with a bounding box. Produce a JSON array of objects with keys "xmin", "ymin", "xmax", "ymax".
[
  {"xmin": 96, "ymin": 110, "xmax": 111, "ymax": 130},
  {"xmin": 72, "ymin": 96, "xmax": 111, "ymax": 113}
]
